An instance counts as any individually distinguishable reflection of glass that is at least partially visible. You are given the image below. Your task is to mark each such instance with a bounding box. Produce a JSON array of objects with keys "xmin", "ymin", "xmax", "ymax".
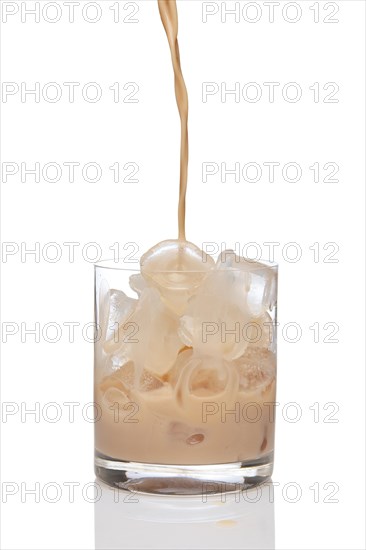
[
  {"xmin": 95, "ymin": 481, "xmax": 275, "ymax": 550},
  {"xmin": 94, "ymin": 255, "xmax": 277, "ymax": 495}
]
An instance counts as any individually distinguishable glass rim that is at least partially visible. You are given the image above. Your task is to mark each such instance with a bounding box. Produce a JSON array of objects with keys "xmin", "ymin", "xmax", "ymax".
[{"xmin": 94, "ymin": 258, "xmax": 279, "ymax": 272}]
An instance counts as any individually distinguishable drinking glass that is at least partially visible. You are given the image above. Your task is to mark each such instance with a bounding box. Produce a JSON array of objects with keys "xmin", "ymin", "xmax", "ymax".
[{"xmin": 94, "ymin": 258, "xmax": 278, "ymax": 495}]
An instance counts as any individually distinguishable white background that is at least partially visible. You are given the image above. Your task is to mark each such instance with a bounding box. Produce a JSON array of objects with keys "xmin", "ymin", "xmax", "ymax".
[{"xmin": 1, "ymin": 0, "xmax": 365, "ymax": 548}]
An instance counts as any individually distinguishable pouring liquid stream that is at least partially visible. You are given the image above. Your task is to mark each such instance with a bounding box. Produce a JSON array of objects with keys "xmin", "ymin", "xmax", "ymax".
[{"xmin": 158, "ymin": 0, "xmax": 189, "ymax": 253}]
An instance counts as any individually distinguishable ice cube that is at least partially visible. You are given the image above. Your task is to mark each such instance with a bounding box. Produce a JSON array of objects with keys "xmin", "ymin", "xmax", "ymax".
[
  {"xmin": 99, "ymin": 360, "xmax": 135, "ymax": 393},
  {"xmin": 102, "ymin": 387, "xmax": 130, "ymax": 408},
  {"xmin": 99, "ymin": 360, "xmax": 164, "ymax": 398},
  {"xmin": 138, "ymin": 369, "xmax": 164, "ymax": 392},
  {"xmin": 103, "ymin": 290, "xmax": 137, "ymax": 354},
  {"xmin": 129, "ymin": 273, "xmax": 147, "ymax": 297},
  {"xmin": 99, "ymin": 360, "xmax": 134, "ymax": 408},
  {"xmin": 140, "ymin": 240, "xmax": 215, "ymax": 315},
  {"xmin": 247, "ymin": 312, "xmax": 275, "ymax": 351},
  {"xmin": 114, "ymin": 287, "xmax": 183, "ymax": 377},
  {"xmin": 234, "ymin": 346, "xmax": 275, "ymax": 393},
  {"xmin": 217, "ymin": 250, "xmax": 277, "ymax": 316},
  {"xmin": 98, "ymin": 278, "xmax": 110, "ymax": 340},
  {"xmin": 189, "ymin": 361, "xmax": 230, "ymax": 396},
  {"xmin": 172, "ymin": 352, "xmax": 239, "ymax": 407},
  {"xmin": 167, "ymin": 347, "xmax": 194, "ymax": 387},
  {"xmin": 179, "ymin": 270, "xmax": 252, "ymax": 361}
]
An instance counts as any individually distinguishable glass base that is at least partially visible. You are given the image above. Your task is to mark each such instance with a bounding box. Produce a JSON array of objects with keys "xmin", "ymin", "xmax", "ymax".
[{"xmin": 95, "ymin": 452, "xmax": 273, "ymax": 496}]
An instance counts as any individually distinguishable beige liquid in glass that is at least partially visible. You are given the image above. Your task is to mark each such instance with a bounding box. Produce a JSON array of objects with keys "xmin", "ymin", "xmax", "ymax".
[{"xmin": 95, "ymin": 0, "xmax": 277, "ymax": 466}]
